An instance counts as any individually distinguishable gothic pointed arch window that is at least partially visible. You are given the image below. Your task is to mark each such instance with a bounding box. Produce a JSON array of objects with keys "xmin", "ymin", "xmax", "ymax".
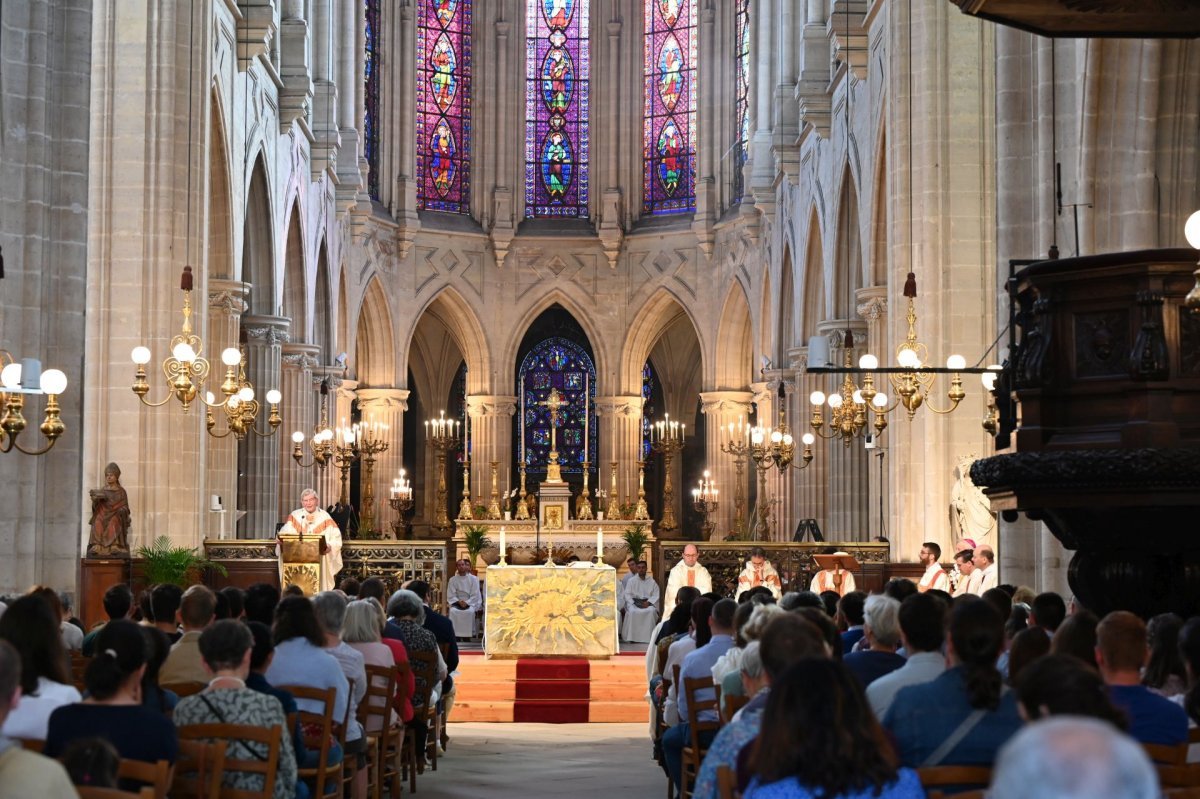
[
  {"xmin": 643, "ymin": 0, "xmax": 697, "ymax": 215},
  {"xmin": 525, "ymin": 0, "xmax": 590, "ymax": 218},
  {"xmin": 732, "ymin": 0, "xmax": 750, "ymax": 204},
  {"xmin": 520, "ymin": 337, "xmax": 596, "ymax": 475},
  {"xmin": 365, "ymin": 0, "xmax": 381, "ymax": 200},
  {"xmin": 416, "ymin": 0, "xmax": 473, "ymax": 213},
  {"xmin": 641, "ymin": 360, "xmax": 658, "ymax": 462}
]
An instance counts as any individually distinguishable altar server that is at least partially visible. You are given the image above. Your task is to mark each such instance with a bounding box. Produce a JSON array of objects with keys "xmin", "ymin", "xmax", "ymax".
[
  {"xmin": 621, "ymin": 561, "xmax": 661, "ymax": 643},
  {"xmin": 278, "ymin": 488, "xmax": 343, "ymax": 592},
  {"xmin": 664, "ymin": 544, "xmax": 712, "ymax": 615},
  {"xmin": 735, "ymin": 547, "xmax": 782, "ymax": 600},
  {"xmin": 447, "ymin": 559, "xmax": 482, "ymax": 640}
]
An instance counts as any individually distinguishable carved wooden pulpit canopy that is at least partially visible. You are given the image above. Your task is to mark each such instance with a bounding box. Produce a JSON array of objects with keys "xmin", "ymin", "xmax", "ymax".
[{"xmin": 949, "ymin": 0, "xmax": 1200, "ymax": 39}]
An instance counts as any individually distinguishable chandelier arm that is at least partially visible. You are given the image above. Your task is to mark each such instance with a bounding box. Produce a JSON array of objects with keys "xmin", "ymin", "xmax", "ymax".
[
  {"xmin": 136, "ymin": 392, "xmax": 177, "ymax": 408},
  {"xmin": 246, "ymin": 422, "xmax": 280, "ymax": 439},
  {"xmin": 8, "ymin": 435, "xmax": 60, "ymax": 456},
  {"xmin": 923, "ymin": 397, "xmax": 964, "ymax": 415}
]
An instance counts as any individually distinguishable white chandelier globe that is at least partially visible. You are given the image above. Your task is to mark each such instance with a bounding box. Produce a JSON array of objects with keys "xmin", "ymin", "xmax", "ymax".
[
  {"xmin": 205, "ymin": 391, "xmax": 216, "ymax": 405},
  {"xmin": 782, "ymin": 433, "xmax": 794, "ymax": 446},
  {"xmin": 852, "ymin": 390, "xmax": 865, "ymax": 404},
  {"xmin": 828, "ymin": 394, "xmax": 844, "ymax": 409},
  {"xmin": 872, "ymin": 392, "xmax": 888, "ymax": 408},
  {"xmin": 858, "ymin": 354, "xmax": 879, "ymax": 370},
  {"xmin": 292, "ymin": 431, "xmax": 305, "ymax": 443},
  {"xmin": 237, "ymin": 387, "xmax": 254, "ymax": 403},
  {"xmin": 810, "ymin": 390, "xmax": 826, "ymax": 406},
  {"xmin": 221, "ymin": 348, "xmax": 242, "ymax": 366},
  {"xmin": 1185, "ymin": 210, "xmax": 1200, "ymax": 249},
  {"xmin": 131, "ymin": 346, "xmax": 152, "ymax": 365},
  {"xmin": 981, "ymin": 371, "xmax": 997, "ymax": 390},
  {"xmin": 801, "ymin": 433, "xmax": 815, "ymax": 445},
  {"xmin": 172, "ymin": 342, "xmax": 197, "ymax": 363},
  {"xmin": 40, "ymin": 369, "xmax": 68, "ymax": 396},
  {"xmin": 266, "ymin": 389, "xmax": 282, "ymax": 405},
  {"xmin": 227, "ymin": 396, "xmax": 241, "ymax": 409},
  {"xmin": 946, "ymin": 354, "xmax": 967, "ymax": 370},
  {"xmin": 897, "ymin": 348, "xmax": 920, "ymax": 369},
  {"xmin": 770, "ymin": 430, "xmax": 783, "ymax": 444},
  {"xmin": 1, "ymin": 362, "xmax": 22, "ymax": 389}
]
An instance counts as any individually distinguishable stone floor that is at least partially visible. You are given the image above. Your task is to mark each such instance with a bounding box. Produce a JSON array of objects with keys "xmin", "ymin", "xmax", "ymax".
[{"xmin": 415, "ymin": 722, "xmax": 665, "ymax": 798}]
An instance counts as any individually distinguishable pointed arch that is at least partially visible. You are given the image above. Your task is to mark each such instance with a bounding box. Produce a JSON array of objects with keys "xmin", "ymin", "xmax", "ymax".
[
  {"xmin": 313, "ymin": 239, "xmax": 332, "ymax": 358},
  {"xmin": 777, "ymin": 245, "xmax": 796, "ymax": 364},
  {"xmin": 405, "ymin": 286, "xmax": 490, "ymax": 393},
  {"xmin": 208, "ymin": 94, "xmax": 234, "ymax": 279},
  {"xmin": 337, "ymin": 266, "xmax": 349, "ymax": 361},
  {"xmin": 501, "ymin": 289, "xmax": 607, "ymax": 391},
  {"xmin": 620, "ymin": 287, "xmax": 705, "ymax": 395},
  {"xmin": 242, "ymin": 155, "xmax": 275, "ymax": 314},
  {"xmin": 280, "ymin": 203, "xmax": 307, "ymax": 341},
  {"xmin": 758, "ymin": 266, "xmax": 774, "ymax": 366},
  {"xmin": 355, "ymin": 277, "xmax": 397, "ymax": 386},
  {"xmin": 715, "ymin": 281, "xmax": 753, "ymax": 390},
  {"xmin": 800, "ymin": 206, "xmax": 826, "ymax": 338},
  {"xmin": 833, "ymin": 164, "xmax": 863, "ymax": 317},
  {"xmin": 870, "ymin": 128, "xmax": 889, "ymax": 287}
]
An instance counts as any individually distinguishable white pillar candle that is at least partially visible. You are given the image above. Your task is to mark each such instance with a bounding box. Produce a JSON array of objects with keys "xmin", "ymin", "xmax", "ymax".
[
  {"xmin": 499, "ymin": 526, "xmax": 506, "ymax": 564},
  {"xmin": 596, "ymin": 526, "xmax": 604, "ymax": 566}
]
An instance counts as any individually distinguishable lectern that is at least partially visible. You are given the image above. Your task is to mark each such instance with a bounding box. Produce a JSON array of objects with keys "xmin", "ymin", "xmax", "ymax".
[{"xmin": 278, "ymin": 532, "xmax": 326, "ymax": 595}]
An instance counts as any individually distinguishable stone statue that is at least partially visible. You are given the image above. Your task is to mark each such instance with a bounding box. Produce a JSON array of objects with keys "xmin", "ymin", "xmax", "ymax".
[
  {"xmin": 87, "ymin": 462, "xmax": 131, "ymax": 558},
  {"xmin": 950, "ymin": 455, "xmax": 996, "ymax": 543}
]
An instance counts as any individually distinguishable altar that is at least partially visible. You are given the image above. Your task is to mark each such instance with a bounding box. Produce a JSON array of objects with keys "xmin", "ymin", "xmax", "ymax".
[{"xmin": 484, "ymin": 565, "xmax": 619, "ymax": 659}]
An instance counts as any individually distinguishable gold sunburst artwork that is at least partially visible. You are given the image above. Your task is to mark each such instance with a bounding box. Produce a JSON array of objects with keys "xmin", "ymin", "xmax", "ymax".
[
  {"xmin": 485, "ymin": 566, "xmax": 618, "ymax": 658},
  {"xmin": 282, "ymin": 565, "xmax": 319, "ymax": 596}
]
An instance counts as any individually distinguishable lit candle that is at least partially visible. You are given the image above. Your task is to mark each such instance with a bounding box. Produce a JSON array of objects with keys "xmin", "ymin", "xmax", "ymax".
[
  {"xmin": 596, "ymin": 526, "xmax": 603, "ymax": 566},
  {"xmin": 499, "ymin": 526, "xmax": 507, "ymax": 565}
]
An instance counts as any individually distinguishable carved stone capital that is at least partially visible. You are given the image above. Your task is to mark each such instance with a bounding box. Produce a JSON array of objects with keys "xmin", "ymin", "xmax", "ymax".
[
  {"xmin": 466, "ymin": 395, "xmax": 518, "ymax": 418},
  {"xmin": 208, "ymin": 280, "xmax": 250, "ymax": 316},
  {"xmin": 699, "ymin": 391, "xmax": 755, "ymax": 417},
  {"xmin": 856, "ymin": 296, "xmax": 889, "ymax": 322},
  {"xmin": 356, "ymin": 387, "xmax": 411, "ymax": 412},
  {"xmin": 281, "ymin": 343, "xmax": 321, "ymax": 370},
  {"xmin": 242, "ymin": 315, "xmax": 291, "ymax": 348},
  {"xmin": 595, "ymin": 395, "xmax": 644, "ymax": 419}
]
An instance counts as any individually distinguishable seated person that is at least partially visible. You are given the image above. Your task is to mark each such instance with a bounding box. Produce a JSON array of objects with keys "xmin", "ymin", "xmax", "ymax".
[
  {"xmin": 1096, "ymin": 611, "xmax": 1187, "ymax": 745},
  {"xmin": 159, "ymin": 584, "xmax": 217, "ymax": 685},
  {"xmin": 446, "ymin": 559, "xmax": 482, "ymax": 640},
  {"xmin": 0, "ymin": 639, "xmax": 76, "ymax": 797},
  {"xmin": 811, "ymin": 551, "xmax": 857, "ymax": 597},
  {"xmin": 174, "ymin": 620, "xmax": 301, "ymax": 799},
  {"xmin": 621, "ymin": 561, "xmax": 661, "ymax": 644},
  {"xmin": 735, "ymin": 548, "xmax": 782, "ymax": 601},
  {"xmin": 342, "ymin": 599, "xmax": 399, "ymax": 732},
  {"xmin": 360, "ymin": 598, "xmax": 415, "ymax": 724},
  {"xmin": 843, "ymin": 595, "xmax": 906, "ymax": 688},
  {"xmin": 44, "ymin": 620, "xmax": 178, "ymax": 767},
  {"xmin": 0, "ymin": 594, "xmax": 81, "ymax": 740},
  {"xmin": 82, "ymin": 584, "xmax": 134, "ymax": 657},
  {"xmin": 244, "ymin": 621, "xmax": 322, "ymax": 769}
]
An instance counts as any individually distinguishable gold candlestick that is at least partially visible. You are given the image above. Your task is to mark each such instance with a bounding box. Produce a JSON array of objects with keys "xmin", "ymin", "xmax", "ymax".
[
  {"xmin": 721, "ymin": 435, "xmax": 750, "ymax": 539},
  {"xmin": 607, "ymin": 461, "xmax": 620, "ymax": 518},
  {"xmin": 389, "ymin": 494, "xmax": 414, "ymax": 538},
  {"xmin": 488, "ymin": 460, "xmax": 502, "ymax": 519},
  {"xmin": 537, "ymin": 388, "xmax": 568, "ymax": 484},
  {"xmin": 515, "ymin": 465, "xmax": 530, "ymax": 520},
  {"xmin": 357, "ymin": 422, "xmax": 390, "ymax": 539},
  {"xmin": 332, "ymin": 434, "xmax": 359, "ymax": 507},
  {"xmin": 633, "ymin": 461, "xmax": 651, "ymax": 521},
  {"xmin": 692, "ymin": 471, "xmax": 720, "ymax": 540},
  {"xmin": 457, "ymin": 459, "xmax": 473, "ymax": 520},
  {"xmin": 426, "ymin": 411, "xmax": 460, "ymax": 535},
  {"xmin": 576, "ymin": 461, "xmax": 594, "ymax": 520},
  {"xmin": 651, "ymin": 436, "xmax": 684, "ymax": 534}
]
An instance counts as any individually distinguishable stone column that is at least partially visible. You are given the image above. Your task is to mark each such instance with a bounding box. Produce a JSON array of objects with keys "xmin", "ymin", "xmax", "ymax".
[
  {"xmin": 466, "ymin": 395, "xmax": 518, "ymax": 510},
  {"xmin": 856, "ymin": 287, "xmax": 889, "ymax": 540},
  {"xmin": 749, "ymin": 382, "xmax": 777, "ymax": 540},
  {"xmin": 817, "ymin": 321, "xmax": 870, "ymax": 540},
  {"xmin": 237, "ymin": 315, "xmax": 289, "ymax": 537},
  {"xmin": 699, "ymin": 390, "xmax": 754, "ymax": 538},
  {"xmin": 356, "ymin": 388, "xmax": 409, "ymax": 538},
  {"xmin": 791, "ymin": 348, "xmax": 829, "ymax": 535},
  {"xmin": 205, "ymin": 280, "xmax": 249, "ymax": 538},
  {"xmin": 332, "ymin": 379, "xmax": 359, "ymax": 507},
  {"xmin": 277, "ymin": 343, "xmax": 321, "ymax": 520},
  {"xmin": 310, "ymin": 367, "xmax": 344, "ymax": 506},
  {"xmin": 595, "ymin": 395, "xmax": 645, "ymax": 514}
]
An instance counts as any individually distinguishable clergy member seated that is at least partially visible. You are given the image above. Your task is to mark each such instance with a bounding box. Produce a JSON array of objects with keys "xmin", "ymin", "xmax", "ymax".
[
  {"xmin": 621, "ymin": 561, "xmax": 660, "ymax": 644},
  {"xmin": 664, "ymin": 544, "xmax": 712, "ymax": 615},
  {"xmin": 735, "ymin": 547, "xmax": 782, "ymax": 601},
  {"xmin": 0, "ymin": 640, "xmax": 76, "ymax": 797},
  {"xmin": 811, "ymin": 550, "xmax": 857, "ymax": 596},
  {"xmin": 447, "ymin": 559, "xmax": 482, "ymax": 640}
]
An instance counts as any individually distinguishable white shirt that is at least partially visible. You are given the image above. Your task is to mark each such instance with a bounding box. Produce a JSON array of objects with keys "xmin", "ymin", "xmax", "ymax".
[
  {"xmin": 0, "ymin": 678, "xmax": 81, "ymax": 740},
  {"xmin": 60, "ymin": 621, "xmax": 83, "ymax": 652},
  {"xmin": 867, "ymin": 651, "xmax": 947, "ymax": 721},
  {"xmin": 965, "ymin": 568, "xmax": 986, "ymax": 595},
  {"xmin": 953, "ymin": 569, "xmax": 977, "ymax": 597}
]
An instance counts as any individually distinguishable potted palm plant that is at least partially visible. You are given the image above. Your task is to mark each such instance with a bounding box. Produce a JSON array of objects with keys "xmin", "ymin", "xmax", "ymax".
[
  {"xmin": 621, "ymin": 524, "xmax": 650, "ymax": 564},
  {"xmin": 135, "ymin": 535, "xmax": 228, "ymax": 587},
  {"xmin": 462, "ymin": 525, "xmax": 493, "ymax": 571}
]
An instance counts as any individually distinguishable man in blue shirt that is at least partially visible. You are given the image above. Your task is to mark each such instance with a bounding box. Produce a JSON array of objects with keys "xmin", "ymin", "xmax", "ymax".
[
  {"xmin": 662, "ymin": 598, "xmax": 736, "ymax": 790},
  {"xmin": 1096, "ymin": 611, "xmax": 1188, "ymax": 746}
]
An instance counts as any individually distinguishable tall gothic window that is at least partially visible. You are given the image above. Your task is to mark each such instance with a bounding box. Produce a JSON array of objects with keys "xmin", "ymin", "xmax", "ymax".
[
  {"xmin": 519, "ymin": 337, "xmax": 596, "ymax": 475},
  {"xmin": 643, "ymin": 0, "xmax": 697, "ymax": 215},
  {"xmin": 641, "ymin": 360, "xmax": 656, "ymax": 462},
  {"xmin": 416, "ymin": 0, "xmax": 473, "ymax": 213},
  {"xmin": 733, "ymin": 0, "xmax": 750, "ymax": 203},
  {"xmin": 525, "ymin": 0, "xmax": 590, "ymax": 218},
  {"xmin": 365, "ymin": 0, "xmax": 381, "ymax": 200}
]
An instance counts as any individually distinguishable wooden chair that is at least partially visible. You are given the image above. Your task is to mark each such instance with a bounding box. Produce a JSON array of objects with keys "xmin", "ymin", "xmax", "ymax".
[
  {"xmin": 171, "ymin": 738, "xmax": 228, "ymax": 799},
  {"xmin": 1166, "ymin": 789, "xmax": 1200, "ymax": 798},
  {"xmin": 161, "ymin": 680, "xmax": 207, "ymax": 698},
  {"xmin": 16, "ymin": 736, "xmax": 44, "ymax": 752},
  {"xmin": 720, "ymin": 693, "xmax": 749, "ymax": 725},
  {"xmin": 380, "ymin": 660, "xmax": 417, "ymax": 796},
  {"xmin": 679, "ymin": 674, "xmax": 722, "ymax": 799},
  {"xmin": 177, "ymin": 723, "xmax": 282, "ymax": 799},
  {"xmin": 1190, "ymin": 726, "xmax": 1200, "ymax": 744},
  {"xmin": 70, "ymin": 651, "xmax": 91, "ymax": 690},
  {"xmin": 1145, "ymin": 742, "xmax": 1189, "ymax": 766},
  {"xmin": 655, "ymin": 638, "xmax": 674, "ymax": 680},
  {"xmin": 917, "ymin": 766, "xmax": 994, "ymax": 799},
  {"xmin": 77, "ymin": 788, "xmax": 154, "ymax": 799},
  {"xmin": 279, "ymin": 684, "xmax": 343, "ymax": 799},
  {"xmin": 409, "ymin": 648, "xmax": 441, "ymax": 774},
  {"xmin": 358, "ymin": 663, "xmax": 400, "ymax": 799},
  {"xmin": 116, "ymin": 758, "xmax": 171, "ymax": 799},
  {"xmin": 715, "ymin": 764, "xmax": 740, "ymax": 799}
]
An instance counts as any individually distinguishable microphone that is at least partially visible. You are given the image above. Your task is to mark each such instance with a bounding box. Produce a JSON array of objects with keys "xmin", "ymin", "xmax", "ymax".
[{"xmin": 299, "ymin": 512, "xmax": 307, "ymax": 539}]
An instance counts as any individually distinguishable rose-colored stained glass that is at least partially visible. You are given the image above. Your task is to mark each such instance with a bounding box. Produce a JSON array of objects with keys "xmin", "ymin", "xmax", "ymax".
[
  {"xmin": 644, "ymin": 0, "xmax": 696, "ymax": 214},
  {"xmin": 417, "ymin": 0, "xmax": 473, "ymax": 213}
]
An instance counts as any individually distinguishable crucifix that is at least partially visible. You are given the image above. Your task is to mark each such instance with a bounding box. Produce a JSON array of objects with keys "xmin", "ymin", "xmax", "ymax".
[{"xmin": 538, "ymin": 387, "xmax": 568, "ymax": 484}]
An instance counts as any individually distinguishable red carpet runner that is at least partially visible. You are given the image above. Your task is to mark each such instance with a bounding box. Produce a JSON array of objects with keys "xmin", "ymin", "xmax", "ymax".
[{"xmin": 513, "ymin": 659, "xmax": 591, "ymax": 723}]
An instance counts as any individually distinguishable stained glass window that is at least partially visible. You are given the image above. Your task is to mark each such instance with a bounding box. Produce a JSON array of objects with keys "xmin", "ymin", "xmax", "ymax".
[
  {"xmin": 417, "ymin": 0, "xmax": 473, "ymax": 213},
  {"xmin": 365, "ymin": 0, "xmax": 381, "ymax": 200},
  {"xmin": 641, "ymin": 360, "xmax": 656, "ymax": 462},
  {"xmin": 644, "ymin": 0, "xmax": 697, "ymax": 215},
  {"xmin": 733, "ymin": 0, "xmax": 750, "ymax": 204},
  {"xmin": 525, "ymin": 0, "xmax": 590, "ymax": 218},
  {"xmin": 519, "ymin": 337, "xmax": 596, "ymax": 475}
]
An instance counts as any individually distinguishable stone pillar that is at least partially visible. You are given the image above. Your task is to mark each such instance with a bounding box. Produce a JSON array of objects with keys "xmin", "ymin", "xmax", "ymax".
[
  {"xmin": 856, "ymin": 287, "xmax": 889, "ymax": 540},
  {"xmin": 237, "ymin": 315, "xmax": 289, "ymax": 537},
  {"xmin": 791, "ymin": 348, "xmax": 829, "ymax": 535},
  {"xmin": 332, "ymin": 379, "xmax": 358, "ymax": 507},
  {"xmin": 277, "ymin": 343, "xmax": 321, "ymax": 520},
  {"xmin": 699, "ymin": 390, "xmax": 754, "ymax": 538},
  {"xmin": 817, "ymin": 322, "xmax": 870, "ymax": 540},
  {"xmin": 356, "ymin": 388, "xmax": 409, "ymax": 537},
  {"xmin": 595, "ymin": 395, "xmax": 645, "ymax": 513},
  {"xmin": 309, "ymin": 366, "xmax": 344, "ymax": 506},
  {"xmin": 205, "ymin": 280, "xmax": 249, "ymax": 538},
  {"xmin": 466, "ymin": 396, "xmax": 518, "ymax": 508},
  {"xmin": 749, "ymin": 382, "xmax": 777, "ymax": 540}
]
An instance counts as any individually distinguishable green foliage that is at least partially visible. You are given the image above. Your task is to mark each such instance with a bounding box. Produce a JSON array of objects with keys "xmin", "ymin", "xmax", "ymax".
[
  {"xmin": 621, "ymin": 524, "xmax": 651, "ymax": 562},
  {"xmin": 135, "ymin": 535, "xmax": 228, "ymax": 587},
  {"xmin": 462, "ymin": 525, "xmax": 493, "ymax": 563}
]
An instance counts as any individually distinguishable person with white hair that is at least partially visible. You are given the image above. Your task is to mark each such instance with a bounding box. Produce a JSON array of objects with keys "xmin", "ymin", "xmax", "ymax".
[
  {"xmin": 278, "ymin": 488, "xmax": 342, "ymax": 592},
  {"xmin": 989, "ymin": 716, "xmax": 1159, "ymax": 799},
  {"xmin": 843, "ymin": 594, "xmax": 906, "ymax": 688}
]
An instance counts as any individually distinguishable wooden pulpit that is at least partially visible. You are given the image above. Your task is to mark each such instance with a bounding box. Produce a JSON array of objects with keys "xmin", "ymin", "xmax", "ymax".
[{"xmin": 278, "ymin": 532, "xmax": 325, "ymax": 596}]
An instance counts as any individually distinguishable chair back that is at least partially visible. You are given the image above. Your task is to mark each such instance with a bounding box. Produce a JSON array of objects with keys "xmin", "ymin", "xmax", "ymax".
[
  {"xmin": 393, "ymin": 659, "xmax": 413, "ymax": 719},
  {"xmin": 278, "ymin": 684, "xmax": 342, "ymax": 798},
  {"xmin": 161, "ymin": 680, "xmax": 207, "ymax": 698},
  {"xmin": 655, "ymin": 638, "xmax": 673, "ymax": 678},
  {"xmin": 1145, "ymin": 742, "xmax": 1189, "ymax": 766},
  {"xmin": 408, "ymin": 648, "xmax": 439, "ymax": 710},
  {"xmin": 177, "ymin": 723, "xmax": 282, "ymax": 799},
  {"xmin": 359, "ymin": 663, "xmax": 398, "ymax": 735},
  {"xmin": 682, "ymin": 675, "xmax": 721, "ymax": 739},
  {"xmin": 77, "ymin": 788, "xmax": 154, "ymax": 799},
  {"xmin": 721, "ymin": 693, "xmax": 750, "ymax": 724},
  {"xmin": 172, "ymin": 738, "xmax": 228, "ymax": 799},
  {"xmin": 16, "ymin": 737, "xmax": 44, "ymax": 752},
  {"xmin": 70, "ymin": 652, "xmax": 91, "ymax": 690},
  {"xmin": 116, "ymin": 757, "xmax": 171, "ymax": 799},
  {"xmin": 918, "ymin": 766, "xmax": 993, "ymax": 799},
  {"xmin": 715, "ymin": 764, "xmax": 740, "ymax": 799}
]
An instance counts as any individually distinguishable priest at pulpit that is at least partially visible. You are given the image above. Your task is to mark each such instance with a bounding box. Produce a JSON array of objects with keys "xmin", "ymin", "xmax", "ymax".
[
  {"xmin": 447, "ymin": 559, "xmax": 482, "ymax": 640},
  {"xmin": 278, "ymin": 489, "xmax": 343, "ymax": 592}
]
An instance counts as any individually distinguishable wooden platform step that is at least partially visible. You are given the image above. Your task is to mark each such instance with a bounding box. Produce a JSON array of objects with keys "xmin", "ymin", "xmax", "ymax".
[{"xmin": 451, "ymin": 654, "xmax": 650, "ymax": 723}]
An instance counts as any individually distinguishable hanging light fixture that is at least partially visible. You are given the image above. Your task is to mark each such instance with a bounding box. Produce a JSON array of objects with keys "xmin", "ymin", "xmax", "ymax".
[
  {"xmin": 1184, "ymin": 210, "xmax": 1200, "ymax": 312},
  {"xmin": 292, "ymin": 378, "xmax": 335, "ymax": 467}
]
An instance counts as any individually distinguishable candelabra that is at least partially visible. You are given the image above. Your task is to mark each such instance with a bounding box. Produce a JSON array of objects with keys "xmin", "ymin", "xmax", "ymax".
[
  {"xmin": 515, "ymin": 464, "xmax": 530, "ymax": 520},
  {"xmin": 389, "ymin": 469, "xmax": 414, "ymax": 538},
  {"xmin": 650, "ymin": 415, "xmax": 686, "ymax": 534},
  {"xmin": 633, "ymin": 462, "xmax": 651, "ymax": 521},
  {"xmin": 425, "ymin": 410, "xmax": 461, "ymax": 535},
  {"xmin": 488, "ymin": 461, "xmax": 503, "ymax": 519},
  {"xmin": 291, "ymin": 382, "xmax": 334, "ymax": 469},
  {"xmin": 457, "ymin": 458, "xmax": 473, "ymax": 520},
  {"xmin": 0, "ymin": 353, "xmax": 68, "ymax": 456},
  {"xmin": 332, "ymin": 425, "xmax": 359, "ymax": 506},
  {"xmin": 691, "ymin": 470, "xmax": 719, "ymax": 540},
  {"xmin": 356, "ymin": 420, "xmax": 390, "ymax": 538},
  {"xmin": 576, "ymin": 461, "xmax": 594, "ymax": 520},
  {"xmin": 607, "ymin": 461, "xmax": 620, "ymax": 519},
  {"xmin": 720, "ymin": 422, "xmax": 750, "ymax": 539},
  {"xmin": 746, "ymin": 406, "xmax": 815, "ymax": 541}
]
